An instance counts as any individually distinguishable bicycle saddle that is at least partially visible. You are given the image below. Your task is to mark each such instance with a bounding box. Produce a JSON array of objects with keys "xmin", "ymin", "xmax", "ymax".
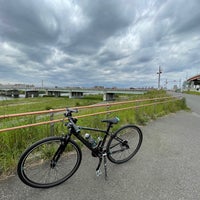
[{"xmin": 101, "ymin": 117, "xmax": 120, "ymax": 124}]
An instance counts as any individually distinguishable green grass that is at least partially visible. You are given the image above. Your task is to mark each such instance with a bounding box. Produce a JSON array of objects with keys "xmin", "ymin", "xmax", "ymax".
[
  {"xmin": 0, "ymin": 90, "xmax": 188, "ymax": 177},
  {"xmin": 183, "ymin": 91, "xmax": 200, "ymax": 96},
  {"xmin": 0, "ymin": 95, "xmax": 103, "ymax": 115}
]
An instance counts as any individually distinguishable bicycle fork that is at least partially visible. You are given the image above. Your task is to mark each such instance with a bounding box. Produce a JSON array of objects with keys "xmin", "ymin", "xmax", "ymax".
[{"xmin": 50, "ymin": 137, "xmax": 69, "ymax": 168}]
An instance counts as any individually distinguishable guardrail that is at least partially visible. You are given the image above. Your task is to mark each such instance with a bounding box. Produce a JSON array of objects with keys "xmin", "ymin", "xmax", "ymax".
[{"xmin": 0, "ymin": 96, "xmax": 178, "ymax": 133}]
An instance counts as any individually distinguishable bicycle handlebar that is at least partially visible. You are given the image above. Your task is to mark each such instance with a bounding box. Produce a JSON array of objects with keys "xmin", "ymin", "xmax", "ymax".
[
  {"xmin": 64, "ymin": 108, "xmax": 80, "ymax": 134},
  {"xmin": 65, "ymin": 108, "xmax": 78, "ymax": 116}
]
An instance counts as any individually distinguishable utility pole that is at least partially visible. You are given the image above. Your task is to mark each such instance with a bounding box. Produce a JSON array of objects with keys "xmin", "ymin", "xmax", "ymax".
[
  {"xmin": 157, "ymin": 66, "xmax": 162, "ymax": 89},
  {"xmin": 179, "ymin": 79, "xmax": 182, "ymax": 92},
  {"xmin": 165, "ymin": 79, "xmax": 168, "ymax": 89}
]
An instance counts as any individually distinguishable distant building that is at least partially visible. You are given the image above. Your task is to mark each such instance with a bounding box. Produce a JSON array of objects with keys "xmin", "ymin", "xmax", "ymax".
[
  {"xmin": 173, "ymin": 85, "xmax": 178, "ymax": 91},
  {"xmin": 94, "ymin": 86, "xmax": 104, "ymax": 89},
  {"xmin": 184, "ymin": 74, "xmax": 200, "ymax": 91},
  {"xmin": 0, "ymin": 83, "xmax": 35, "ymax": 89}
]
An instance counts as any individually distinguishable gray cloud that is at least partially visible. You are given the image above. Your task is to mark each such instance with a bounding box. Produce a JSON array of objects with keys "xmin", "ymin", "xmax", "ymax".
[
  {"xmin": 0, "ymin": 0, "xmax": 200, "ymax": 88},
  {"xmin": 0, "ymin": 0, "xmax": 60, "ymax": 46}
]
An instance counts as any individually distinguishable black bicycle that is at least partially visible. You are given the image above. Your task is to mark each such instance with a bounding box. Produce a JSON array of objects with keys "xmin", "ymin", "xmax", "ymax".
[{"xmin": 17, "ymin": 108, "xmax": 143, "ymax": 188}]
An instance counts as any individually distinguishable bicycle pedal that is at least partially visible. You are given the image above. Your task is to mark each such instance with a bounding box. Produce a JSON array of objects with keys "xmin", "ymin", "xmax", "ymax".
[{"xmin": 96, "ymin": 169, "xmax": 102, "ymax": 177}]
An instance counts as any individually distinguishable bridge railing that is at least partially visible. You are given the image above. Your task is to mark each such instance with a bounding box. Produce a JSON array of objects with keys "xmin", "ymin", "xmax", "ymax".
[{"xmin": 0, "ymin": 96, "xmax": 180, "ymax": 133}]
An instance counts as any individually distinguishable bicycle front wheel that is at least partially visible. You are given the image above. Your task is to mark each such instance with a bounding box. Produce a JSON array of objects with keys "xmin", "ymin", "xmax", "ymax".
[
  {"xmin": 17, "ymin": 137, "xmax": 82, "ymax": 188},
  {"xmin": 107, "ymin": 125, "xmax": 143, "ymax": 164}
]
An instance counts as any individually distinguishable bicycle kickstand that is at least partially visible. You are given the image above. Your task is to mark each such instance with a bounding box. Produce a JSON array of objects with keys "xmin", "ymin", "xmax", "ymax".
[
  {"xmin": 96, "ymin": 157, "xmax": 102, "ymax": 177},
  {"xmin": 103, "ymin": 153, "xmax": 108, "ymax": 180},
  {"xmin": 95, "ymin": 153, "xmax": 108, "ymax": 180}
]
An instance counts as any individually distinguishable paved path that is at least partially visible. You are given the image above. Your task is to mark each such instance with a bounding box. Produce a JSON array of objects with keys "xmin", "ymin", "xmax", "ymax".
[{"xmin": 1, "ymin": 94, "xmax": 200, "ymax": 200}]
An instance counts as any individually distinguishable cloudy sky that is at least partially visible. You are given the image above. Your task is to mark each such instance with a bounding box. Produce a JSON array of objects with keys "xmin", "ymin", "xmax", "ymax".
[{"xmin": 0, "ymin": 0, "xmax": 200, "ymax": 89}]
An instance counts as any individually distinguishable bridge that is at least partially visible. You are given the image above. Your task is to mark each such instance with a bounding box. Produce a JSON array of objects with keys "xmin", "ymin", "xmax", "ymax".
[
  {"xmin": 0, "ymin": 87, "xmax": 146, "ymax": 101},
  {"xmin": 0, "ymin": 89, "xmax": 20, "ymax": 98}
]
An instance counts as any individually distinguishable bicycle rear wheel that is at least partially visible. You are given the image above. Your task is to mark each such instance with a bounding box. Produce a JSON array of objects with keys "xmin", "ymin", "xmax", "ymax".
[
  {"xmin": 17, "ymin": 136, "xmax": 82, "ymax": 188},
  {"xmin": 107, "ymin": 125, "xmax": 143, "ymax": 164}
]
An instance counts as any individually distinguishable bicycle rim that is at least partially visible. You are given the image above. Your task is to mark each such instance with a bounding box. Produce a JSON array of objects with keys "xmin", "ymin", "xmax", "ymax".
[{"xmin": 17, "ymin": 137, "xmax": 81, "ymax": 188}]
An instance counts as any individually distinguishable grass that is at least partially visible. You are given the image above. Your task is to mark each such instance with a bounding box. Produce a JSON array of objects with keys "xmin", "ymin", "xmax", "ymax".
[
  {"xmin": 0, "ymin": 90, "xmax": 188, "ymax": 177},
  {"xmin": 0, "ymin": 95, "xmax": 103, "ymax": 115},
  {"xmin": 183, "ymin": 90, "xmax": 200, "ymax": 96}
]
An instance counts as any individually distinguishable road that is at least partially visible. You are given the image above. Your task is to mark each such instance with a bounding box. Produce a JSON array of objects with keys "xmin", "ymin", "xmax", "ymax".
[
  {"xmin": 182, "ymin": 93, "xmax": 200, "ymax": 114},
  {"xmin": 0, "ymin": 93, "xmax": 200, "ymax": 200}
]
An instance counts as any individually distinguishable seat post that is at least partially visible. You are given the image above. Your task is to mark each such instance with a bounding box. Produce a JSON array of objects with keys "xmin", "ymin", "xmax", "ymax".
[{"xmin": 106, "ymin": 122, "xmax": 112, "ymax": 134}]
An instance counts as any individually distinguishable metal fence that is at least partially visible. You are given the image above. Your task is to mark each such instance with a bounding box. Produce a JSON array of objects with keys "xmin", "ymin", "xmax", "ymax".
[{"xmin": 0, "ymin": 96, "xmax": 179, "ymax": 133}]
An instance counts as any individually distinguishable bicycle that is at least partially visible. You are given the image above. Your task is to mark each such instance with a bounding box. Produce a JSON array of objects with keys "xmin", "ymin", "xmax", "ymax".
[{"xmin": 17, "ymin": 108, "xmax": 143, "ymax": 188}]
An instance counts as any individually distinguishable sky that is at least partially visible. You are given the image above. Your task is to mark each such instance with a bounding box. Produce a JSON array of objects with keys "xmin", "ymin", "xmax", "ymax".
[{"xmin": 0, "ymin": 0, "xmax": 200, "ymax": 89}]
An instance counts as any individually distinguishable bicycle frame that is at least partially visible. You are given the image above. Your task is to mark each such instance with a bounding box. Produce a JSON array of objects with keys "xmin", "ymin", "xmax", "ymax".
[
  {"xmin": 61, "ymin": 108, "xmax": 125, "ymax": 178},
  {"xmin": 66, "ymin": 117, "xmax": 113, "ymax": 154}
]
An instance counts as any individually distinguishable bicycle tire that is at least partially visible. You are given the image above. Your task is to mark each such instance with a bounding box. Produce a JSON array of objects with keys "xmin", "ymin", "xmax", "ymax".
[
  {"xmin": 17, "ymin": 136, "xmax": 82, "ymax": 188},
  {"xmin": 107, "ymin": 125, "xmax": 143, "ymax": 164}
]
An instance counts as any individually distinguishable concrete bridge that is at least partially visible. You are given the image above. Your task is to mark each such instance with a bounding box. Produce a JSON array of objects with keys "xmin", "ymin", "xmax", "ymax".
[
  {"xmin": 0, "ymin": 87, "xmax": 146, "ymax": 101},
  {"xmin": 45, "ymin": 88, "xmax": 146, "ymax": 100},
  {"xmin": 0, "ymin": 89, "xmax": 20, "ymax": 98}
]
